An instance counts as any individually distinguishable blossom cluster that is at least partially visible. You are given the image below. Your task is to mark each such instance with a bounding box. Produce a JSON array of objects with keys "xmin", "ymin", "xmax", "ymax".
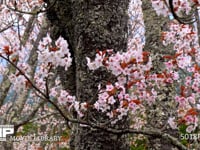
[
  {"xmin": 87, "ymin": 0, "xmax": 155, "ymax": 125},
  {"xmin": 86, "ymin": 0, "xmax": 200, "ymax": 132},
  {"xmin": 38, "ymin": 35, "xmax": 72, "ymax": 71},
  {"xmin": 0, "ymin": 1, "xmax": 71, "ymax": 149},
  {"xmin": 152, "ymin": 1, "xmax": 200, "ymax": 133}
]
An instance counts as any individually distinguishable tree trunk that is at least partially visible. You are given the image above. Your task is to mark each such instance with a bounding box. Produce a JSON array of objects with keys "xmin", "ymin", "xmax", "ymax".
[{"xmin": 47, "ymin": 0, "xmax": 130, "ymax": 149}]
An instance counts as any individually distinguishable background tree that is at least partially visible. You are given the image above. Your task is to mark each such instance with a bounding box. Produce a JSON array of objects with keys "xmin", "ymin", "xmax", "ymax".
[
  {"xmin": 0, "ymin": 1, "xmax": 69, "ymax": 149},
  {"xmin": 142, "ymin": 0, "xmax": 178, "ymax": 149}
]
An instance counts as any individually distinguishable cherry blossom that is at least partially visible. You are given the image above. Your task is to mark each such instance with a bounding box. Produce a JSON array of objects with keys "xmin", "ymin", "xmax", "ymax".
[
  {"xmin": 168, "ymin": 117, "xmax": 178, "ymax": 129},
  {"xmin": 38, "ymin": 35, "xmax": 72, "ymax": 71},
  {"xmin": 0, "ymin": 0, "xmax": 199, "ymax": 149}
]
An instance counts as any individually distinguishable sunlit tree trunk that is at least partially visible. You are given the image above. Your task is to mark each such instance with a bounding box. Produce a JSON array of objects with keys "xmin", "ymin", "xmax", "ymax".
[{"xmin": 47, "ymin": 0, "xmax": 130, "ymax": 149}]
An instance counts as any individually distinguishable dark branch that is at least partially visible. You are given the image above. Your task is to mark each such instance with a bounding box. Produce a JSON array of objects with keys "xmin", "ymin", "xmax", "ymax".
[{"xmin": 169, "ymin": 0, "xmax": 197, "ymax": 24}]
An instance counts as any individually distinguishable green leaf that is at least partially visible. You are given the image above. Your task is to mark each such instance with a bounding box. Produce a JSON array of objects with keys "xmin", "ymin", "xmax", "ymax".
[{"xmin": 179, "ymin": 124, "xmax": 187, "ymax": 134}]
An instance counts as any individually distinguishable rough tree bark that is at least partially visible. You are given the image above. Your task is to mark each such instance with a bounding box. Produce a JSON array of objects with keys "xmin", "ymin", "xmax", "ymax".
[{"xmin": 47, "ymin": 0, "xmax": 130, "ymax": 149}]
